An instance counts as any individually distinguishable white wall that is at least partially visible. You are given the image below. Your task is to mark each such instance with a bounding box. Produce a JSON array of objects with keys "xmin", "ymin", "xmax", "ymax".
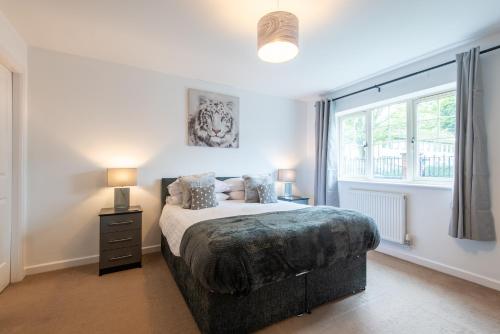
[
  {"xmin": 296, "ymin": 100, "xmax": 317, "ymax": 199},
  {"xmin": 0, "ymin": 10, "xmax": 28, "ymax": 282},
  {"xmin": 26, "ymin": 47, "xmax": 308, "ymax": 272},
  {"xmin": 0, "ymin": 11, "xmax": 26, "ymax": 71},
  {"xmin": 306, "ymin": 34, "xmax": 500, "ymax": 290}
]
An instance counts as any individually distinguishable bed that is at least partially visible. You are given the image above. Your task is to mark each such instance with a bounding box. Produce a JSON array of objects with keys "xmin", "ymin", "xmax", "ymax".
[{"xmin": 160, "ymin": 177, "xmax": 379, "ymax": 334}]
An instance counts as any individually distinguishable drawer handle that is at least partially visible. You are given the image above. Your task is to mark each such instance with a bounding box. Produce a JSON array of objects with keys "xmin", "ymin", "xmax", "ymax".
[
  {"xmin": 109, "ymin": 220, "xmax": 134, "ymax": 226},
  {"xmin": 108, "ymin": 237, "xmax": 133, "ymax": 244},
  {"xmin": 109, "ymin": 254, "xmax": 133, "ymax": 262}
]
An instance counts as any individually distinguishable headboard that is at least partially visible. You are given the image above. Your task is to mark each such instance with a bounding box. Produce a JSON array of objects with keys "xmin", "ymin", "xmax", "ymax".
[{"xmin": 161, "ymin": 177, "xmax": 236, "ymax": 208}]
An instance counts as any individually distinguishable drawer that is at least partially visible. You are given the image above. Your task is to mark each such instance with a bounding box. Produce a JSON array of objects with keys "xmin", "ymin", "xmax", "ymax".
[
  {"xmin": 100, "ymin": 213, "xmax": 141, "ymax": 233},
  {"xmin": 100, "ymin": 229, "xmax": 141, "ymax": 251},
  {"xmin": 100, "ymin": 246, "xmax": 141, "ymax": 269}
]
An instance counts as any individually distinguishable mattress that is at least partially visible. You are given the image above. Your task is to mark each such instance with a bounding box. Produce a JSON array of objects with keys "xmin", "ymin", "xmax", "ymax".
[{"xmin": 159, "ymin": 200, "xmax": 308, "ymax": 256}]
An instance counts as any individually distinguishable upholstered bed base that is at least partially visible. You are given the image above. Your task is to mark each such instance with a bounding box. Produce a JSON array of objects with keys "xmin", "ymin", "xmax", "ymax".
[{"xmin": 161, "ymin": 235, "xmax": 367, "ymax": 334}]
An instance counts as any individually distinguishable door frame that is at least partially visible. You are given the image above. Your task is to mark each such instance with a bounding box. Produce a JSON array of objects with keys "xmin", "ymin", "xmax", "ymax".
[{"xmin": 0, "ymin": 44, "xmax": 28, "ymax": 282}]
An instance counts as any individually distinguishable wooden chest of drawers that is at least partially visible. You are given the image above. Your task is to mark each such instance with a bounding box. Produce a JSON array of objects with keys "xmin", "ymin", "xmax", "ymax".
[{"xmin": 98, "ymin": 206, "xmax": 142, "ymax": 275}]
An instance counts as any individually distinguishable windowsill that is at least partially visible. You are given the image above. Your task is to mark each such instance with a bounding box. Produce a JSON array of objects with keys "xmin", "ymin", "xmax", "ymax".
[{"xmin": 338, "ymin": 178, "xmax": 453, "ymax": 190}]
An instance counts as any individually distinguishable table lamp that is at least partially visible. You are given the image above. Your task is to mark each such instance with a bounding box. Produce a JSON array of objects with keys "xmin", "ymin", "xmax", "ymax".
[
  {"xmin": 278, "ymin": 169, "xmax": 296, "ymax": 198},
  {"xmin": 107, "ymin": 168, "xmax": 137, "ymax": 210}
]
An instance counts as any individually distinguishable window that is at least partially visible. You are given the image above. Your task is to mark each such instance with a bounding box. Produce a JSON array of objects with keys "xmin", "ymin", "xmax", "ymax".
[
  {"xmin": 338, "ymin": 90, "xmax": 456, "ymax": 183},
  {"xmin": 372, "ymin": 102, "xmax": 407, "ymax": 179},
  {"xmin": 414, "ymin": 93, "xmax": 456, "ymax": 179},
  {"xmin": 339, "ymin": 113, "xmax": 367, "ymax": 178}
]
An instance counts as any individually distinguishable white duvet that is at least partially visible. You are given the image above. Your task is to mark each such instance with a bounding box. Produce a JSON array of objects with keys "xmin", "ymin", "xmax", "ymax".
[{"xmin": 159, "ymin": 200, "xmax": 308, "ymax": 256}]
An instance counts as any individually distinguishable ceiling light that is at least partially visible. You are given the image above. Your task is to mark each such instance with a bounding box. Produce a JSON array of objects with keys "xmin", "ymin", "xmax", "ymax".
[{"xmin": 257, "ymin": 11, "xmax": 299, "ymax": 63}]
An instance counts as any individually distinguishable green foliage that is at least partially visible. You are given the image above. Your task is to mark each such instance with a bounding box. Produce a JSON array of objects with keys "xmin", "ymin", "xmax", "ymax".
[
  {"xmin": 439, "ymin": 96, "xmax": 456, "ymax": 136},
  {"xmin": 341, "ymin": 114, "xmax": 365, "ymax": 145},
  {"xmin": 416, "ymin": 95, "xmax": 456, "ymax": 140},
  {"xmin": 341, "ymin": 114, "xmax": 366, "ymax": 160},
  {"xmin": 373, "ymin": 103, "xmax": 407, "ymax": 144}
]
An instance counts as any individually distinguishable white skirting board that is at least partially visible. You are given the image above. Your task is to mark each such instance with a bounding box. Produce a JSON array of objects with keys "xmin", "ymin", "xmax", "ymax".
[
  {"xmin": 24, "ymin": 244, "xmax": 161, "ymax": 276},
  {"xmin": 375, "ymin": 245, "xmax": 500, "ymax": 291}
]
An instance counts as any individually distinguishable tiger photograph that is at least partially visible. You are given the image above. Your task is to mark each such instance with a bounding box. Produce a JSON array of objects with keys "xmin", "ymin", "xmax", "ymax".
[{"xmin": 187, "ymin": 89, "xmax": 239, "ymax": 148}]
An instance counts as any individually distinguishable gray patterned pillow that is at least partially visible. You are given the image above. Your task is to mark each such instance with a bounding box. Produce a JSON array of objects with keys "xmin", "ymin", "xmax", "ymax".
[
  {"xmin": 190, "ymin": 185, "xmax": 218, "ymax": 210},
  {"xmin": 256, "ymin": 184, "xmax": 278, "ymax": 204},
  {"xmin": 242, "ymin": 174, "xmax": 274, "ymax": 203},
  {"xmin": 179, "ymin": 172, "xmax": 216, "ymax": 209}
]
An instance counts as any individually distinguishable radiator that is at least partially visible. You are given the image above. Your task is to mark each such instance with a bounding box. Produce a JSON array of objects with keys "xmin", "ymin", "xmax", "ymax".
[{"xmin": 344, "ymin": 189, "xmax": 407, "ymax": 244}]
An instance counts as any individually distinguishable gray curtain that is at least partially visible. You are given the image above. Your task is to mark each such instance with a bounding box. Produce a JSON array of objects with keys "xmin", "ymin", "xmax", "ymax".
[
  {"xmin": 449, "ymin": 47, "xmax": 495, "ymax": 241},
  {"xmin": 314, "ymin": 100, "xmax": 339, "ymax": 206}
]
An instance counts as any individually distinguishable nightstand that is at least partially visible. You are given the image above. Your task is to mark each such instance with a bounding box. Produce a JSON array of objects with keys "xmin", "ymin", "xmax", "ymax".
[
  {"xmin": 98, "ymin": 206, "xmax": 142, "ymax": 275},
  {"xmin": 278, "ymin": 196, "xmax": 310, "ymax": 205}
]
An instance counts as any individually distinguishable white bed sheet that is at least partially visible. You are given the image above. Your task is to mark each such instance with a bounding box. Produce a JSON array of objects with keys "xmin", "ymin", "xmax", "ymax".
[{"xmin": 159, "ymin": 200, "xmax": 308, "ymax": 256}]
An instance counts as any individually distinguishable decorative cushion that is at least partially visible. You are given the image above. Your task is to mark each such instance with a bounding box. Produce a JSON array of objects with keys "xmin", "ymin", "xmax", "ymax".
[
  {"xmin": 179, "ymin": 172, "xmax": 216, "ymax": 209},
  {"xmin": 214, "ymin": 179, "xmax": 231, "ymax": 193},
  {"xmin": 256, "ymin": 184, "xmax": 278, "ymax": 204},
  {"xmin": 190, "ymin": 185, "xmax": 218, "ymax": 210},
  {"xmin": 166, "ymin": 195, "xmax": 182, "ymax": 205},
  {"xmin": 223, "ymin": 178, "xmax": 245, "ymax": 192},
  {"xmin": 242, "ymin": 174, "xmax": 274, "ymax": 203},
  {"xmin": 228, "ymin": 190, "xmax": 245, "ymax": 200},
  {"xmin": 216, "ymin": 193, "xmax": 230, "ymax": 201},
  {"xmin": 167, "ymin": 179, "xmax": 183, "ymax": 196}
]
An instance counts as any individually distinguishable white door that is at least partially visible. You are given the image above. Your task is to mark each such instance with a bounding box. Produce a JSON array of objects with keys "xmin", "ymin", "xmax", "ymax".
[{"xmin": 0, "ymin": 64, "xmax": 12, "ymax": 292}]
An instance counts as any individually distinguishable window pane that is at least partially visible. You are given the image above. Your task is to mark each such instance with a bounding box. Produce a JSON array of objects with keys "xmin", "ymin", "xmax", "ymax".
[
  {"xmin": 416, "ymin": 99, "xmax": 438, "ymax": 120},
  {"xmin": 372, "ymin": 102, "xmax": 408, "ymax": 179},
  {"xmin": 340, "ymin": 113, "xmax": 367, "ymax": 177},
  {"xmin": 415, "ymin": 93, "xmax": 456, "ymax": 179},
  {"xmin": 418, "ymin": 119, "xmax": 439, "ymax": 140}
]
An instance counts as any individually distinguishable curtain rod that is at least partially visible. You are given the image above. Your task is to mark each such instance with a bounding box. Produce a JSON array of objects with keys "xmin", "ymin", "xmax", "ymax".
[{"xmin": 327, "ymin": 44, "xmax": 500, "ymax": 103}]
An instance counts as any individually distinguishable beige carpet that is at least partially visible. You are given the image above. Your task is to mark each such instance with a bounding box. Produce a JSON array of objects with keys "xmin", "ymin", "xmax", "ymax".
[{"xmin": 1, "ymin": 252, "xmax": 499, "ymax": 334}]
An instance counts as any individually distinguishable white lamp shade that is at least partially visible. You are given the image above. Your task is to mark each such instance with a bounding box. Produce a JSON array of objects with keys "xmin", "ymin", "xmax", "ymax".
[
  {"xmin": 258, "ymin": 11, "xmax": 299, "ymax": 63},
  {"xmin": 278, "ymin": 169, "xmax": 296, "ymax": 182},
  {"xmin": 107, "ymin": 168, "xmax": 137, "ymax": 187}
]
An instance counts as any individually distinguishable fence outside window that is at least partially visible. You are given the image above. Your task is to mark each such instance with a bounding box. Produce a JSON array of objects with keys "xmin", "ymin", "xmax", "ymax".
[{"xmin": 342, "ymin": 155, "xmax": 454, "ymax": 179}]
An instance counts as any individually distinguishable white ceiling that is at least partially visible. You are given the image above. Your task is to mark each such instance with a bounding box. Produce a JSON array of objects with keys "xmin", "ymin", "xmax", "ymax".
[{"xmin": 1, "ymin": 0, "xmax": 500, "ymax": 100}]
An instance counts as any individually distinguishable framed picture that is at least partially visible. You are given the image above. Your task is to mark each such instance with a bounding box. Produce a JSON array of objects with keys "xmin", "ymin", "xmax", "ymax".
[{"xmin": 187, "ymin": 89, "xmax": 239, "ymax": 148}]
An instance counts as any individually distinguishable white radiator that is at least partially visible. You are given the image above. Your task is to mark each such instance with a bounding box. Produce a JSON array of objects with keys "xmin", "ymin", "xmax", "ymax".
[{"xmin": 344, "ymin": 189, "xmax": 407, "ymax": 244}]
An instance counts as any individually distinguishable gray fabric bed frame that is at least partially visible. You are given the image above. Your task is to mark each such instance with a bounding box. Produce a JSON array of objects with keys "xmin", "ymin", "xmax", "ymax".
[{"xmin": 160, "ymin": 177, "xmax": 367, "ymax": 334}]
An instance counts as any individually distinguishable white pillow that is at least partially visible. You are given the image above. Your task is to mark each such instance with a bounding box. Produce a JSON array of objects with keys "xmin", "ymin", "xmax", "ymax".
[
  {"xmin": 228, "ymin": 190, "xmax": 245, "ymax": 200},
  {"xmin": 166, "ymin": 195, "xmax": 182, "ymax": 205},
  {"xmin": 214, "ymin": 179, "xmax": 231, "ymax": 193},
  {"xmin": 216, "ymin": 193, "xmax": 230, "ymax": 201},
  {"xmin": 223, "ymin": 178, "xmax": 245, "ymax": 192},
  {"xmin": 167, "ymin": 179, "xmax": 183, "ymax": 196}
]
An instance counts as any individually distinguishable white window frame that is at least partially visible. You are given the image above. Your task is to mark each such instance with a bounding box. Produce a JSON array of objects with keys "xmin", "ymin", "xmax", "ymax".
[{"xmin": 337, "ymin": 87, "xmax": 456, "ymax": 186}]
